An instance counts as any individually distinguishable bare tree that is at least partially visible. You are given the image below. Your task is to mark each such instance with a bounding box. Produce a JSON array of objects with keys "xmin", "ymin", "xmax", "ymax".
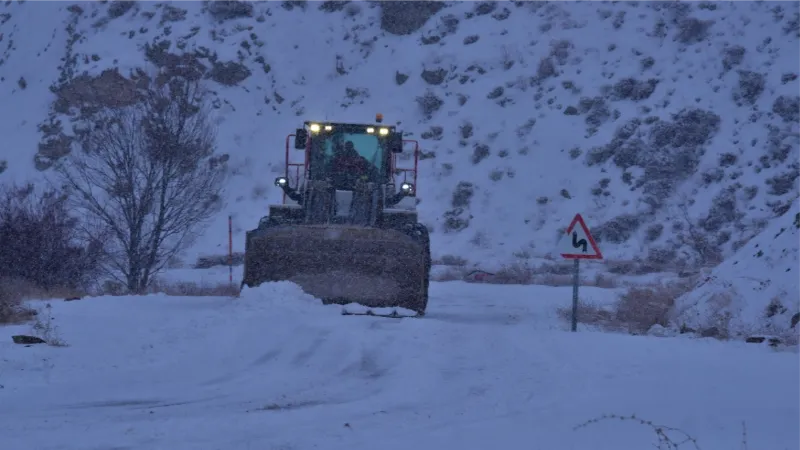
[{"xmin": 56, "ymin": 76, "xmax": 226, "ymax": 293}]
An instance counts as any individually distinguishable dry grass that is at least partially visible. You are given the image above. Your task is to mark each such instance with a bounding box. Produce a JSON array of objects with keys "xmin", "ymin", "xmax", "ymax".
[
  {"xmin": 558, "ymin": 279, "xmax": 696, "ymax": 334},
  {"xmin": 433, "ymin": 252, "xmax": 718, "ymax": 282},
  {"xmin": 193, "ymin": 252, "xmax": 245, "ymax": 269},
  {"xmin": 1, "ymin": 277, "xmax": 240, "ymax": 327},
  {"xmin": 615, "ymin": 280, "xmax": 694, "ymax": 334},
  {"xmin": 556, "ymin": 300, "xmax": 616, "ymax": 328},
  {"xmin": 0, "ymin": 276, "xmax": 84, "ymax": 302},
  {"xmin": 430, "ymin": 252, "xmax": 720, "ymax": 285},
  {"xmin": 99, "ymin": 278, "xmax": 241, "ymax": 297},
  {"xmin": 491, "ymin": 262, "xmax": 536, "ymax": 284},
  {"xmin": 431, "ymin": 262, "xmax": 618, "ymax": 288},
  {"xmin": 537, "ymin": 272, "xmax": 617, "ymax": 288},
  {"xmin": 146, "ymin": 280, "xmax": 241, "ymax": 297},
  {"xmin": 0, "ymin": 277, "xmax": 82, "ymax": 325},
  {"xmin": 0, "ymin": 291, "xmax": 36, "ymax": 325},
  {"xmin": 432, "ymin": 254, "xmax": 469, "ymax": 267}
]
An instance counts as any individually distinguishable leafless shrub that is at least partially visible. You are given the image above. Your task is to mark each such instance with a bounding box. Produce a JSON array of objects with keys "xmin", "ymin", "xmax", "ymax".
[
  {"xmin": 0, "ymin": 184, "xmax": 102, "ymax": 293},
  {"xmin": 616, "ymin": 281, "xmax": 693, "ymax": 334},
  {"xmin": 56, "ymin": 75, "xmax": 227, "ymax": 294},
  {"xmin": 0, "ymin": 280, "xmax": 37, "ymax": 325},
  {"xmin": 558, "ymin": 279, "xmax": 695, "ymax": 334},
  {"xmin": 556, "ymin": 300, "xmax": 616, "ymax": 327},
  {"xmin": 30, "ymin": 303, "xmax": 68, "ymax": 347},
  {"xmin": 416, "ymin": 90, "xmax": 444, "ymax": 120},
  {"xmin": 676, "ymin": 17, "xmax": 713, "ymax": 44}
]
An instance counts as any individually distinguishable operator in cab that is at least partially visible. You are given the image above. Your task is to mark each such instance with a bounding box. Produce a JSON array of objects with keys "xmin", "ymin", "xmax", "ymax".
[{"xmin": 329, "ymin": 140, "xmax": 377, "ymax": 190}]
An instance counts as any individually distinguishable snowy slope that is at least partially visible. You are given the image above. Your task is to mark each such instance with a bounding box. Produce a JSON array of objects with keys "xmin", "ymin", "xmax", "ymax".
[
  {"xmin": 673, "ymin": 197, "xmax": 799, "ymax": 339},
  {"xmin": 0, "ymin": 1, "xmax": 798, "ymax": 269},
  {"xmin": 1, "ymin": 282, "xmax": 798, "ymax": 450}
]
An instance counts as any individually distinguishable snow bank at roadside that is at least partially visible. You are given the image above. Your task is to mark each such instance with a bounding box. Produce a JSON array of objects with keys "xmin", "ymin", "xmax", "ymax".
[{"xmin": 673, "ymin": 199, "xmax": 799, "ymax": 340}]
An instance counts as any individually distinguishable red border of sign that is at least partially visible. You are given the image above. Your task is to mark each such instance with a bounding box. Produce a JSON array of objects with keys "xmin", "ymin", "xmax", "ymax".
[{"xmin": 561, "ymin": 213, "xmax": 604, "ymax": 260}]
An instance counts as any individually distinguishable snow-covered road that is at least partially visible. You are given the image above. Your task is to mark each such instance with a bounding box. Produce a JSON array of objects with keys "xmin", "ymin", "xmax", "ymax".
[{"xmin": 1, "ymin": 281, "xmax": 797, "ymax": 450}]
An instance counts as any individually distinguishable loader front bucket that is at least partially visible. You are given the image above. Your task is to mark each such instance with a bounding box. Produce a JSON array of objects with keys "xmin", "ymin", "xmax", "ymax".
[{"xmin": 243, "ymin": 225, "xmax": 430, "ymax": 314}]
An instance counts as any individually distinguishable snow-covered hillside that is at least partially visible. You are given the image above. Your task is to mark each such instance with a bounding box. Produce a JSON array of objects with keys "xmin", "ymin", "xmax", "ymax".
[{"xmin": 0, "ymin": 0, "xmax": 798, "ymax": 270}]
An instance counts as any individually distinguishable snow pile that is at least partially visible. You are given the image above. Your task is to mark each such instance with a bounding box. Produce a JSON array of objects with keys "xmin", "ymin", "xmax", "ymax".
[
  {"xmin": 0, "ymin": 1, "xmax": 797, "ymax": 270},
  {"xmin": 238, "ymin": 280, "xmax": 340, "ymax": 317},
  {"xmin": 673, "ymin": 198, "xmax": 800, "ymax": 339}
]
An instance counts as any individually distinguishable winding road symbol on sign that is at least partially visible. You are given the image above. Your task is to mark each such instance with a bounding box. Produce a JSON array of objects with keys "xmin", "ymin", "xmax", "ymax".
[{"xmin": 571, "ymin": 231, "xmax": 588, "ymax": 253}]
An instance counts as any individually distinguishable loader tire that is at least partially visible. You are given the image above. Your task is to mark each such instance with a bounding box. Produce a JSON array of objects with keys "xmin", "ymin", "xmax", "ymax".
[{"xmin": 408, "ymin": 223, "xmax": 431, "ymax": 316}]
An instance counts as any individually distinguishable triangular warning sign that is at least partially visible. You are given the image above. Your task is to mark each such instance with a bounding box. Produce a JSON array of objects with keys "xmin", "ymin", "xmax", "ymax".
[{"xmin": 559, "ymin": 213, "xmax": 603, "ymax": 260}]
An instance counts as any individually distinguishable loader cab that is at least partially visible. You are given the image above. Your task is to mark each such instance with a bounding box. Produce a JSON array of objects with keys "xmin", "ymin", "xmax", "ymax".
[
  {"xmin": 271, "ymin": 115, "xmax": 420, "ymax": 228},
  {"xmin": 300, "ymin": 122, "xmax": 400, "ymax": 186}
]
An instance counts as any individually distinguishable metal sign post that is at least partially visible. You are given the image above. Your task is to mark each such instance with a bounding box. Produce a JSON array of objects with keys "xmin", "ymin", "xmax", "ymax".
[
  {"xmin": 571, "ymin": 258, "xmax": 580, "ymax": 332},
  {"xmin": 228, "ymin": 215, "xmax": 233, "ymax": 287},
  {"xmin": 559, "ymin": 213, "xmax": 604, "ymax": 332}
]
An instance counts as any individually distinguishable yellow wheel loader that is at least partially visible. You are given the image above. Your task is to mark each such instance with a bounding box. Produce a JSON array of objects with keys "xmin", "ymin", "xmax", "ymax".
[{"xmin": 242, "ymin": 115, "xmax": 430, "ymax": 317}]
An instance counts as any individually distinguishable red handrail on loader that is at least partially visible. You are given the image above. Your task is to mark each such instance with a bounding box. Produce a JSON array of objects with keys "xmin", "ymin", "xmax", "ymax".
[
  {"xmin": 283, "ymin": 133, "xmax": 308, "ymax": 204},
  {"xmin": 393, "ymin": 139, "xmax": 419, "ymax": 190}
]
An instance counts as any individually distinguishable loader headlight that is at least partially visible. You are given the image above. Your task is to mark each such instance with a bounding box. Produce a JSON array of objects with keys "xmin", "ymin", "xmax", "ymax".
[
  {"xmin": 366, "ymin": 127, "xmax": 375, "ymax": 134},
  {"xmin": 309, "ymin": 123, "xmax": 321, "ymax": 133},
  {"xmin": 275, "ymin": 177, "xmax": 288, "ymax": 187},
  {"xmin": 400, "ymin": 182, "xmax": 414, "ymax": 194},
  {"xmin": 379, "ymin": 128, "xmax": 389, "ymax": 136},
  {"xmin": 324, "ymin": 125, "xmax": 333, "ymax": 131}
]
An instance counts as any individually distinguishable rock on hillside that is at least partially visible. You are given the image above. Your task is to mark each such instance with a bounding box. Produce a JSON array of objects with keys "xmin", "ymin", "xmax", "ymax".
[
  {"xmin": 673, "ymin": 198, "xmax": 799, "ymax": 341},
  {"xmin": 0, "ymin": 0, "xmax": 797, "ymax": 270}
]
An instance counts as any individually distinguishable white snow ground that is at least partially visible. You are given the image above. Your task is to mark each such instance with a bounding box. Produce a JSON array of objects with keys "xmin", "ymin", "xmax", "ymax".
[{"xmin": 1, "ymin": 282, "xmax": 798, "ymax": 450}]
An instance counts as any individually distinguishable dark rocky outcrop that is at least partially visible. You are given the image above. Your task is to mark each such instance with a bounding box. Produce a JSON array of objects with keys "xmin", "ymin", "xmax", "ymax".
[
  {"xmin": 12, "ymin": 335, "xmax": 46, "ymax": 345},
  {"xmin": 207, "ymin": 1, "xmax": 253, "ymax": 21},
  {"xmin": 209, "ymin": 61, "xmax": 252, "ymax": 86},
  {"xmin": 53, "ymin": 68, "xmax": 139, "ymax": 112},
  {"xmin": 380, "ymin": 1, "xmax": 446, "ymax": 35},
  {"xmin": 107, "ymin": 1, "xmax": 134, "ymax": 19}
]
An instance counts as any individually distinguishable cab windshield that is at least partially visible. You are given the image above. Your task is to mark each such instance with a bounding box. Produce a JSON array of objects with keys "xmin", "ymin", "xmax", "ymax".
[{"xmin": 322, "ymin": 132, "xmax": 384, "ymax": 172}]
